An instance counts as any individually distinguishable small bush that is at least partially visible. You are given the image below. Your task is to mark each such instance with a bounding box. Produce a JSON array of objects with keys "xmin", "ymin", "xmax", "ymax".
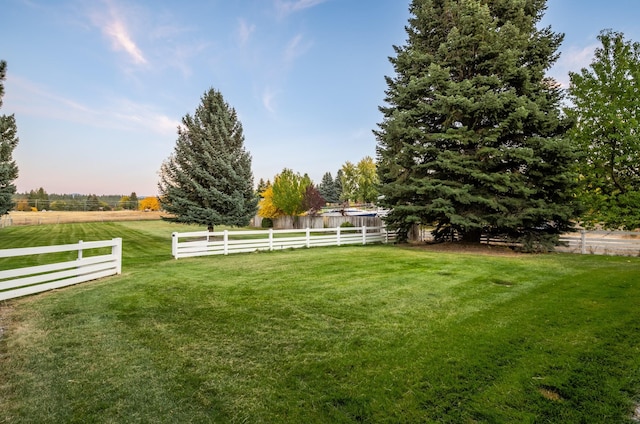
[
  {"xmin": 261, "ymin": 218, "xmax": 273, "ymax": 228},
  {"xmin": 340, "ymin": 221, "xmax": 355, "ymax": 228}
]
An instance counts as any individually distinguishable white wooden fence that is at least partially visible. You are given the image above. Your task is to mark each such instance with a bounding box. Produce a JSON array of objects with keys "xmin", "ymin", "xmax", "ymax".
[
  {"xmin": 172, "ymin": 226, "xmax": 394, "ymax": 259},
  {"xmin": 557, "ymin": 231, "xmax": 640, "ymax": 256},
  {"xmin": 0, "ymin": 238, "xmax": 122, "ymax": 301}
]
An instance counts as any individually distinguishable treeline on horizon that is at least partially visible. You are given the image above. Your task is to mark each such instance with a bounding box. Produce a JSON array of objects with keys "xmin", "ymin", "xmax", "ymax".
[{"xmin": 11, "ymin": 188, "xmax": 160, "ymax": 212}]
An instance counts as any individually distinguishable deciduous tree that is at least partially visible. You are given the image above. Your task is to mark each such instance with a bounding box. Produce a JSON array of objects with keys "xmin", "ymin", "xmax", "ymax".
[
  {"xmin": 356, "ymin": 156, "xmax": 379, "ymax": 204},
  {"xmin": 0, "ymin": 60, "xmax": 19, "ymax": 216},
  {"xmin": 158, "ymin": 88, "xmax": 258, "ymax": 232},
  {"xmin": 302, "ymin": 184, "xmax": 325, "ymax": 216},
  {"xmin": 375, "ymin": 0, "xmax": 579, "ymax": 250},
  {"xmin": 271, "ymin": 168, "xmax": 310, "ymax": 217},
  {"xmin": 257, "ymin": 184, "xmax": 282, "ymax": 219},
  {"xmin": 567, "ymin": 30, "xmax": 640, "ymax": 229},
  {"xmin": 339, "ymin": 162, "xmax": 358, "ymax": 203},
  {"xmin": 139, "ymin": 196, "xmax": 161, "ymax": 211}
]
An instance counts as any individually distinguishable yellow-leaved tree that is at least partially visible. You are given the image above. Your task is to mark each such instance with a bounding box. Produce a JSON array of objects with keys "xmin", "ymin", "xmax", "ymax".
[
  {"xmin": 257, "ymin": 186, "xmax": 282, "ymax": 219},
  {"xmin": 138, "ymin": 197, "xmax": 161, "ymax": 211}
]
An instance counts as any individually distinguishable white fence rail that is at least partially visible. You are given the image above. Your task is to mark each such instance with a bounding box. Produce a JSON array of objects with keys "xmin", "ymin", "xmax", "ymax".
[
  {"xmin": 172, "ymin": 227, "xmax": 394, "ymax": 259},
  {"xmin": 0, "ymin": 238, "xmax": 122, "ymax": 301},
  {"xmin": 557, "ymin": 231, "xmax": 640, "ymax": 256}
]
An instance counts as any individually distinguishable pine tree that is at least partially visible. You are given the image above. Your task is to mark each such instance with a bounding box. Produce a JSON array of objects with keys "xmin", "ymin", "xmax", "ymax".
[
  {"xmin": 28, "ymin": 187, "xmax": 49, "ymax": 211},
  {"xmin": 256, "ymin": 178, "xmax": 269, "ymax": 196},
  {"xmin": 318, "ymin": 172, "xmax": 338, "ymax": 203},
  {"xmin": 86, "ymin": 194, "xmax": 100, "ymax": 211},
  {"xmin": 158, "ymin": 88, "xmax": 258, "ymax": 232},
  {"xmin": 334, "ymin": 170, "xmax": 344, "ymax": 204},
  {"xmin": 129, "ymin": 192, "xmax": 139, "ymax": 210},
  {"xmin": 0, "ymin": 60, "xmax": 19, "ymax": 216},
  {"xmin": 375, "ymin": 0, "xmax": 579, "ymax": 250}
]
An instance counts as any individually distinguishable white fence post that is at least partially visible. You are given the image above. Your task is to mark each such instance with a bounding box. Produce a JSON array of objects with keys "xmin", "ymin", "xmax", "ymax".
[
  {"xmin": 269, "ymin": 228, "xmax": 273, "ymax": 251},
  {"xmin": 581, "ymin": 230, "xmax": 586, "ymax": 254},
  {"xmin": 112, "ymin": 238, "xmax": 122, "ymax": 274},
  {"xmin": 306, "ymin": 228, "xmax": 311, "ymax": 248},
  {"xmin": 223, "ymin": 230, "xmax": 229, "ymax": 255},
  {"xmin": 337, "ymin": 226, "xmax": 341, "ymax": 246},
  {"xmin": 78, "ymin": 240, "xmax": 83, "ymax": 260},
  {"xmin": 172, "ymin": 232, "xmax": 178, "ymax": 259},
  {"xmin": 362, "ymin": 226, "xmax": 367, "ymax": 245}
]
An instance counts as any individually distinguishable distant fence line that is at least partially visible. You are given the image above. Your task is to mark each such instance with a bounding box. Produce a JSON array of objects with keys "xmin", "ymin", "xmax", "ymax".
[
  {"xmin": 172, "ymin": 226, "xmax": 395, "ymax": 259},
  {"xmin": 415, "ymin": 228, "xmax": 640, "ymax": 256},
  {"xmin": 0, "ymin": 238, "xmax": 122, "ymax": 301},
  {"xmin": 557, "ymin": 231, "xmax": 640, "ymax": 256}
]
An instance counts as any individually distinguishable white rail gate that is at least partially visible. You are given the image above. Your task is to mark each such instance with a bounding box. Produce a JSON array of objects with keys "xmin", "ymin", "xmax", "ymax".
[
  {"xmin": 0, "ymin": 238, "xmax": 122, "ymax": 301},
  {"xmin": 172, "ymin": 226, "xmax": 394, "ymax": 259}
]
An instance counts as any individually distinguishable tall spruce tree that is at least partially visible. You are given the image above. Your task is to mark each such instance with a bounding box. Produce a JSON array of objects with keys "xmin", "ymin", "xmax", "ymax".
[
  {"xmin": 158, "ymin": 88, "xmax": 257, "ymax": 231},
  {"xmin": 0, "ymin": 60, "xmax": 19, "ymax": 216},
  {"xmin": 375, "ymin": 0, "xmax": 579, "ymax": 250},
  {"xmin": 318, "ymin": 172, "xmax": 338, "ymax": 203}
]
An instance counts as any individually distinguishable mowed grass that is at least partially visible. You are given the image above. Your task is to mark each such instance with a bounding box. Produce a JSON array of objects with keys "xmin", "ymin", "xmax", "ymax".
[{"xmin": 0, "ymin": 222, "xmax": 639, "ymax": 423}]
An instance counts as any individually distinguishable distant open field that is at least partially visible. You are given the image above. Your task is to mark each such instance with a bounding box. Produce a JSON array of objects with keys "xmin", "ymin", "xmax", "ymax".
[{"xmin": 2, "ymin": 210, "xmax": 164, "ymax": 226}]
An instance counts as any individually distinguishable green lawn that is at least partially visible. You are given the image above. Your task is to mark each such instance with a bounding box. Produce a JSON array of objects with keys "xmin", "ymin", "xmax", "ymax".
[{"xmin": 1, "ymin": 221, "xmax": 639, "ymax": 423}]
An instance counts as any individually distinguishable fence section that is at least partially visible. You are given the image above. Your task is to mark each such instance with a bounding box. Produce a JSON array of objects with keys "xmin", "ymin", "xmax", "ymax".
[
  {"xmin": 172, "ymin": 227, "xmax": 394, "ymax": 259},
  {"xmin": 557, "ymin": 231, "xmax": 640, "ymax": 256},
  {"xmin": 0, "ymin": 238, "xmax": 122, "ymax": 301}
]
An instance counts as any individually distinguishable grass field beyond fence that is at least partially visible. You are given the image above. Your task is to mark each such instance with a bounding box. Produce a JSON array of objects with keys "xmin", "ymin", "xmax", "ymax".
[{"xmin": 0, "ymin": 221, "xmax": 639, "ymax": 423}]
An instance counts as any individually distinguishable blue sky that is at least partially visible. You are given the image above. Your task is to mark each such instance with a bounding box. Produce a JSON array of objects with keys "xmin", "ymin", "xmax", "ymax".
[{"xmin": 1, "ymin": 0, "xmax": 639, "ymax": 196}]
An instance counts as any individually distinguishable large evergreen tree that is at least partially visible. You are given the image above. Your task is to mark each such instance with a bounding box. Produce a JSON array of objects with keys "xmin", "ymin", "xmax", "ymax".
[
  {"xmin": 158, "ymin": 88, "xmax": 257, "ymax": 232},
  {"xmin": 318, "ymin": 172, "xmax": 339, "ymax": 203},
  {"xmin": 0, "ymin": 60, "xmax": 19, "ymax": 216},
  {"xmin": 568, "ymin": 30, "xmax": 640, "ymax": 229},
  {"xmin": 375, "ymin": 0, "xmax": 579, "ymax": 249}
]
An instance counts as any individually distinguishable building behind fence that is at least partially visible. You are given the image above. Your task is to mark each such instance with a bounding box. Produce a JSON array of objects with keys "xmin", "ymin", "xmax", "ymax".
[{"xmin": 252, "ymin": 215, "xmax": 383, "ymax": 229}]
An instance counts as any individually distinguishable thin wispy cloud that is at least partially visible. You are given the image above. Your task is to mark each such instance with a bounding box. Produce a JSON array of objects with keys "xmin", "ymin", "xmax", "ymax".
[
  {"xmin": 275, "ymin": 0, "xmax": 329, "ymax": 17},
  {"xmin": 562, "ymin": 44, "xmax": 598, "ymax": 71},
  {"xmin": 89, "ymin": 0, "xmax": 147, "ymax": 66},
  {"xmin": 236, "ymin": 18, "xmax": 256, "ymax": 46},
  {"xmin": 9, "ymin": 75, "xmax": 178, "ymax": 136},
  {"xmin": 262, "ymin": 87, "xmax": 278, "ymax": 113},
  {"xmin": 284, "ymin": 33, "xmax": 312, "ymax": 64},
  {"xmin": 549, "ymin": 42, "xmax": 598, "ymax": 88},
  {"xmin": 113, "ymin": 99, "xmax": 180, "ymax": 135},
  {"xmin": 164, "ymin": 42, "xmax": 210, "ymax": 78},
  {"xmin": 105, "ymin": 20, "xmax": 147, "ymax": 65}
]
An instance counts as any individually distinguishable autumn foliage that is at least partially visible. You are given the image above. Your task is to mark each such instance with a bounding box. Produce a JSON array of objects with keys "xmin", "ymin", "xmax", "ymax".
[
  {"xmin": 257, "ymin": 186, "xmax": 282, "ymax": 219},
  {"xmin": 138, "ymin": 197, "xmax": 161, "ymax": 211}
]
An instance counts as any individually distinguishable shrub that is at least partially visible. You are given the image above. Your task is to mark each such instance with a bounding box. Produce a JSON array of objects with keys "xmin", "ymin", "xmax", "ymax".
[{"xmin": 261, "ymin": 218, "xmax": 273, "ymax": 228}]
